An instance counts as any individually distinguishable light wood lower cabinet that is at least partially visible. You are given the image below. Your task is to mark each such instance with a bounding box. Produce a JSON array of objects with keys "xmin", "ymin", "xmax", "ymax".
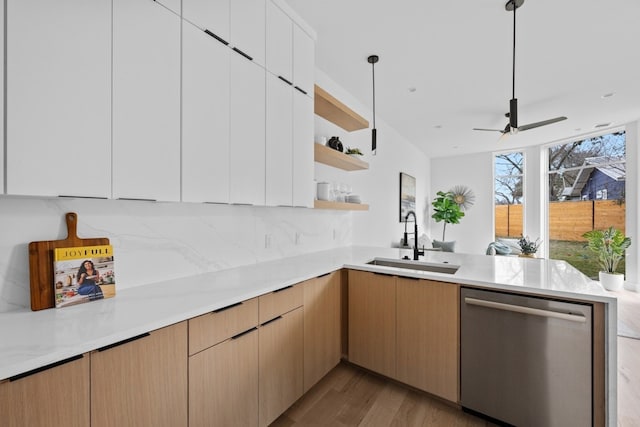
[
  {"xmin": 0, "ymin": 355, "xmax": 90, "ymax": 427},
  {"xmin": 396, "ymin": 277, "xmax": 459, "ymax": 402},
  {"xmin": 91, "ymin": 322, "xmax": 188, "ymax": 427},
  {"xmin": 348, "ymin": 270, "xmax": 397, "ymax": 379},
  {"xmin": 303, "ymin": 271, "xmax": 341, "ymax": 392},
  {"xmin": 259, "ymin": 306, "xmax": 304, "ymax": 427},
  {"xmin": 189, "ymin": 327, "xmax": 259, "ymax": 427}
]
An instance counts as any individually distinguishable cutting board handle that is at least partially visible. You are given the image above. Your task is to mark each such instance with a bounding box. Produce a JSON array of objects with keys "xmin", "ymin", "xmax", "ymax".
[{"xmin": 66, "ymin": 212, "xmax": 78, "ymax": 240}]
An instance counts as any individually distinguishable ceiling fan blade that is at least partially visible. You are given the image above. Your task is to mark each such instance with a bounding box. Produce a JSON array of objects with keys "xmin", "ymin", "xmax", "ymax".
[{"xmin": 518, "ymin": 116, "xmax": 567, "ymax": 131}]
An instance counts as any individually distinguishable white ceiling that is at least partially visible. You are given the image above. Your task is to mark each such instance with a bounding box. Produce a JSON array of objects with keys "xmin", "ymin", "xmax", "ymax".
[{"xmin": 283, "ymin": 0, "xmax": 640, "ymax": 158}]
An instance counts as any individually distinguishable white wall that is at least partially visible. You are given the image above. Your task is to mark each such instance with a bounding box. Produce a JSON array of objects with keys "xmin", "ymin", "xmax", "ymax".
[
  {"xmin": 429, "ymin": 151, "xmax": 494, "ymax": 254},
  {"xmin": 0, "ymin": 197, "xmax": 352, "ymax": 312},
  {"xmin": 313, "ymin": 70, "xmax": 431, "ymax": 248}
]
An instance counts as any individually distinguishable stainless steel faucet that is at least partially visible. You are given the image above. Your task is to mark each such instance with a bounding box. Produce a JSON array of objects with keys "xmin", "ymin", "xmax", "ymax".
[{"xmin": 405, "ymin": 211, "xmax": 424, "ymax": 260}]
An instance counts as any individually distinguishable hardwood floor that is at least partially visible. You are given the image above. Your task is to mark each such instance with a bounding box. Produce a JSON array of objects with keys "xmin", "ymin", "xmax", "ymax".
[
  {"xmin": 273, "ymin": 362, "xmax": 495, "ymax": 427},
  {"xmin": 274, "ymin": 288, "xmax": 640, "ymax": 427}
]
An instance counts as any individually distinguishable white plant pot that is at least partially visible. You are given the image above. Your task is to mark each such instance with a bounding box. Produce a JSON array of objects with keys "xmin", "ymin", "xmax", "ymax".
[{"xmin": 599, "ymin": 271, "xmax": 624, "ymax": 291}]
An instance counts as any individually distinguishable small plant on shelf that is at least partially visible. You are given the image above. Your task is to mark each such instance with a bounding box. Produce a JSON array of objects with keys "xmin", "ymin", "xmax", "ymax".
[{"xmin": 345, "ymin": 147, "xmax": 363, "ymax": 156}]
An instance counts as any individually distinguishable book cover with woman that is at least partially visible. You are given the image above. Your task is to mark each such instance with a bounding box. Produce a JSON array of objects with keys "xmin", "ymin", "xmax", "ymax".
[{"xmin": 53, "ymin": 245, "xmax": 115, "ymax": 308}]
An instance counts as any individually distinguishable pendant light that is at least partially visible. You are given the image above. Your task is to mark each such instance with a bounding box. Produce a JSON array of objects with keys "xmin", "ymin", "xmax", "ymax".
[{"xmin": 368, "ymin": 55, "xmax": 379, "ymax": 155}]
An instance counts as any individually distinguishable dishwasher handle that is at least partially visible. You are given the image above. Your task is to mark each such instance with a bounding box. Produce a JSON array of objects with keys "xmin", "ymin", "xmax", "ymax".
[{"xmin": 464, "ymin": 297, "xmax": 587, "ymax": 323}]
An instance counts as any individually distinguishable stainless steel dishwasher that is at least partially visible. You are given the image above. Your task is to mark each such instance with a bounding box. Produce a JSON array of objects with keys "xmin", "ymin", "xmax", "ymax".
[{"xmin": 460, "ymin": 287, "xmax": 592, "ymax": 427}]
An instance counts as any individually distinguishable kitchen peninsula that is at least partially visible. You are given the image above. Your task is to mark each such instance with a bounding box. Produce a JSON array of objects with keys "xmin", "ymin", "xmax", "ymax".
[{"xmin": 0, "ymin": 246, "xmax": 616, "ymax": 426}]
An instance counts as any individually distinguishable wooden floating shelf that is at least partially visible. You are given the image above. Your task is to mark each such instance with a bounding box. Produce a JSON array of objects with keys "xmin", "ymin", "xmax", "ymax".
[
  {"xmin": 314, "ymin": 85, "xmax": 369, "ymax": 132},
  {"xmin": 314, "ymin": 144, "xmax": 368, "ymax": 171},
  {"xmin": 314, "ymin": 200, "xmax": 369, "ymax": 211}
]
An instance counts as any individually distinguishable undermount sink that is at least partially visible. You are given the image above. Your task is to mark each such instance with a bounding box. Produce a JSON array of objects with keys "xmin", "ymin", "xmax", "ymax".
[{"xmin": 367, "ymin": 257, "xmax": 460, "ymax": 275}]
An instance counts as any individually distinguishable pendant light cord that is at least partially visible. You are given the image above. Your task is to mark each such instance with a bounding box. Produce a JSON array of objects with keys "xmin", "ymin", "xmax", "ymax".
[{"xmin": 512, "ymin": 0, "xmax": 516, "ymax": 100}]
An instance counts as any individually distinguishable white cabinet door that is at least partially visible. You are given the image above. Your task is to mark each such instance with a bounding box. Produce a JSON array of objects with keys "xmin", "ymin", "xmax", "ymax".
[
  {"xmin": 183, "ymin": 0, "xmax": 229, "ymax": 42},
  {"xmin": 230, "ymin": 0, "xmax": 266, "ymax": 67},
  {"xmin": 156, "ymin": 0, "xmax": 181, "ymax": 16},
  {"xmin": 113, "ymin": 0, "xmax": 181, "ymax": 201},
  {"xmin": 292, "ymin": 23, "xmax": 314, "ymax": 97},
  {"xmin": 292, "ymin": 91, "xmax": 314, "ymax": 207},
  {"xmin": 266, "ymin": 1, "xmax": 292, "ymax": 82},
  {"xmin": 229, "ymin": 54, "xmax": 265, "ymax": 205},
  {"xmin": 265, "ymin": 74, "xmax": 292, "ymax": 206},
  {"xmin": 0, "ymin": 2, "xmax": 4, "ymax": 194},
  {"xmin": 6, "ymin": 0, "xmax": 111, "ymax": 198},
  {"xmin": 182, "ymin": 22, "xmax": 230, "ymax": 203}
]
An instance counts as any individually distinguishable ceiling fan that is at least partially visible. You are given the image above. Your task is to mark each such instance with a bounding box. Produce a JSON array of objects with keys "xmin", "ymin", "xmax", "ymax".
[{"xmin": 473, "ymin": 0, "xmax": 567, "ymax": 136}]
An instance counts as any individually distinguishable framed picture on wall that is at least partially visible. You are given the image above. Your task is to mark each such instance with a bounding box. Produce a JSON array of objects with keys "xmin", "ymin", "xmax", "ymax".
[{"xmin": 399, "ymin": 172, "xmax": 416, "ymax": 222}]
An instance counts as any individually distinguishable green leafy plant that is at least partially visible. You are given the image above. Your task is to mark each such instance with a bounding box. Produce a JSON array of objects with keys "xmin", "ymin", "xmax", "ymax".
[
  {"xmin": 431, "ymin": 191, "xmax": 465, "ymax": 241},
  {"xmin": 582, "ymin": 226, "xmax": 631, "ymax": 274},
  {"xmin": 345, "ymin": 147, "xmax": 363, "ymax": 156},
  {"xmin": 518, "ymin": 235, "xmax": 542, "ymax": 255}
]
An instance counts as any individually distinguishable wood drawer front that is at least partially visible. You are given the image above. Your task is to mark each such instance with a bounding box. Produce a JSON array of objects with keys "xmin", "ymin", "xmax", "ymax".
[
  {"xmin": 259, "ymin": 284, "xmax": 303, "ymax": 324},
  {"xmin": 189, "ymin": 298, "xmax": 259, "ymax": 355}
]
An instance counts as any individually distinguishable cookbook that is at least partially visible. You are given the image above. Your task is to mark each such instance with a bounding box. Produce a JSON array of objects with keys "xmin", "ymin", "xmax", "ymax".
[{"xmin": 53, "ymin": 244, "xmax": 116, "ymax": 308}]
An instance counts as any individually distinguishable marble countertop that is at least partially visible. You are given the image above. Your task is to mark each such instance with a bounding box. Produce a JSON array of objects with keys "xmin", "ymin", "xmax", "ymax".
[{"xmin": 0, "ymin": 246, "xmax": 616, "ymax": 381}]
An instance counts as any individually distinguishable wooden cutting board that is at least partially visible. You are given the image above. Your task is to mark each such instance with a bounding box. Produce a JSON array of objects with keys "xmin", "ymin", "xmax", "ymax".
[{"xmin": 28, "ymin": 212, "xmax": 110, "ymax": 311}]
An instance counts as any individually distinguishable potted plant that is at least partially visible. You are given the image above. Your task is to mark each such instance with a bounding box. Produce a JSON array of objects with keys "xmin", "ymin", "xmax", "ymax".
[
  {"xmin": 582, "ymin": 226, "xmax": 631, "ymax": 291},
  {"xmin": 517, "ymin": 235, "xmax": 542, "ymax": 258},
  {"xmin": 431, "ymin": 191, "xmax": 464, "ymax": 250}
]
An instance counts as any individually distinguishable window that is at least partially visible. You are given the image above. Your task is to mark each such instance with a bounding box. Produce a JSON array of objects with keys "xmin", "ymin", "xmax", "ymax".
[
  {"xmin": 494, "ymin": 152, "xmax": 524, "ymax": 241},
  {"xmin": 547, "ymin": 131, "xmax": 626, "ymax": 278}
]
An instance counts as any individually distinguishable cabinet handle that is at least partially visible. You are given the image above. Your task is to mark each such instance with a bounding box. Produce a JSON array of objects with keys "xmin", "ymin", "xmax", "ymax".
[
  {"xmin": 231, "ymin": 326, "xmax": 258, "ymax": 340},
  {"xmin": 273, "ymin": 285, "xmax": 293, "ymax": 293},
  {"xmin": 9, "ymin": 354, "xmax": 84, "ymax": 382},
  {"xmin": 373, "ymin": 272, "xmax": 394, "ymax": 277},
  {"xmin": 97, "ymin": 333, "xmax": 150, "ymax": 352},
  {"xmin": 117, "ymin": 197, "xmax": 157, "ymax": 202},
  {"xmin": 204, "ymin": 29, "xmax": 229, "ymax": 46},
  {"xmin": 278, "ymin": 76, "xmax": 293, "ymax": 86},
  {"xmin": 294, "ymin": 86, "xmax": 307, "ymax": 95},
  {"xmin": 260, "ymin": 315, "xmax": 283, "ymax": 327},
  {"xmin": 213, "ymin": 301, "xmax": 242, "ymax": 313},
  {"xmin": 232, "ymin": 47, "xmax": 253, "ymax": 61},
  {"xmin": 58, "ymin": 195, "xmax": 108, "ymax": 200}
]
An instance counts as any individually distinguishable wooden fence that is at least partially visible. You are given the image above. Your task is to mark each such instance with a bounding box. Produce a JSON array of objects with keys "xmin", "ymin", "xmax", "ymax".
[{"xmin": 496, "ymin": 200, "xmax": 625, "ymax": 241}]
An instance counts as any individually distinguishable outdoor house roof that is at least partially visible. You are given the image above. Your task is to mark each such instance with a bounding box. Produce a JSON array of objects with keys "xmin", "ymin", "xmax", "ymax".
[{"xmin": 561, "ymin": 156, "xmax": 626, "ymax": 198}]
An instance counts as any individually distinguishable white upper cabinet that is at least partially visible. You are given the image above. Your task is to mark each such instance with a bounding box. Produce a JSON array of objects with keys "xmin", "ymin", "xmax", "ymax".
[
  {"xmin": 182, "ymin": 21, "xmax": 230, "ymax": 204},
  {"xmin": 6, "ymin": 0, "xmax": 111, "ymax": 198},
  {"xmin": 230, "ymin": 0, "xmax": 266, "ymax": 67},
  {"xmin": 229, "ymin": 54, "xmax": 266, "ymax": 205},
  {"xmin": 156, "ymin": 0, "xmax": 181, "ymax": 16},
  {"xmin": 266, "ymin": 1, "xmax": 292, "ymax": 82},
  {"xmin": 292, "ymin": 23, "xmax": 314, "ymax": 96},
  {"xmin": 112, "ymin": 0, "xmax": 181, "ymax": 201},
  {"xmin": 266, "ymin": 75, "xmax": 293, "ymax": 206},
  {"xmin": 292, "ymin": 91, "xmax": 314, "ymax": 208},
  {"xmin": 183, "ymin": 0, "xmax": 229, "ymax": 43},
  {"xmin": 0, "ymin": 2, "xmax": 4, "ymax": 194}
]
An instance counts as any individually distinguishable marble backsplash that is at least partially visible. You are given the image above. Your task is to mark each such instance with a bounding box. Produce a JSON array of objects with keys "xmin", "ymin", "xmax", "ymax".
[{"xmin": 0, "ymin": 196, "xmax": 352, "ymax": 312}]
